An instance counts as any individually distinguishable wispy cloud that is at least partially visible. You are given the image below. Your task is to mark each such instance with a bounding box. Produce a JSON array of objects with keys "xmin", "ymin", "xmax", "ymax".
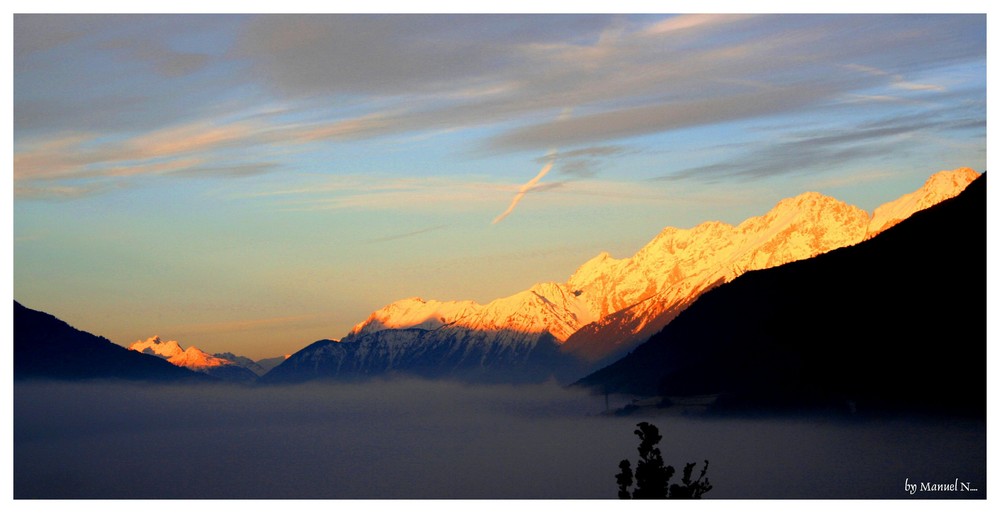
[
  {"xmin": 489, "ymin": 84, "xmax": 841, "ymax": 151},
  {"xmin": 642, "ymin": 14, "xmax": 757, "ymax": 36},
  {"xmin": 253, "ymin": 176, "xmax": 507, "ymax": 213},
  {"xmin": 841, "ymin": 63, "xmax": 947, "ymax": 93},
  {"xmin": 366, "ymin": 225, "xmax": 450, "ymax": 243},
  {"xmin": 13, "ymin": 182, "xmax": 123, "ymax": 201},
  {"xmin": 661, "ymin": 110, "xmax": 983, "ymax": 182},
  {"xmin": 13, "ymin": 14, "xmax": 986, "ymax": 199},
  {"xmin": 12, "ymin": 108, "xmax": 401, "ymax": 197},
  {"xmin": 492, "ymin": 155, "xmax": 556, "ymax": 224}
]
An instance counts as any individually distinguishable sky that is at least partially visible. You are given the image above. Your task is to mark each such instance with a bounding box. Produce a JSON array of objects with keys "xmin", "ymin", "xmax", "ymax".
[{"xmin": 10, "ymin": 11, "xmax": 988, "ymax": 360}]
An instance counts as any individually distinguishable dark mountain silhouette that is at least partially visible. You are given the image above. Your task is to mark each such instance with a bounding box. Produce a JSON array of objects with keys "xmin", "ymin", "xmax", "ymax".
[
  {"xmin": 13, "ymin": 301, "xmax": 208, "ymax": 382},
  {"xmin": 577, "ymin": 174, "xmax": 985, "ymax": 417}
]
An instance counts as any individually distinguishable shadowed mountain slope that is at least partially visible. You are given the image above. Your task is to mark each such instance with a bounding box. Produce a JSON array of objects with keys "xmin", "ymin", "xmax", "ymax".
[
  {"xmin": 577, "ymin": 174, "xmax": 985, "ymax": 417},
  {"xmin": 14, "ymin": 301, "xmax": 208, "ymax": 382},
  {"xmin": 259, "ymin": 328, "xmax": 565, "ymax": 385}
]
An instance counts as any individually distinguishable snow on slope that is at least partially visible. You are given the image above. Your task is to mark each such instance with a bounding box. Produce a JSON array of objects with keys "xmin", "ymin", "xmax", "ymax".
[
  {"xmin": 867, "ymin": 167, "xmax": 980, "ymax": 236},
  {"xmin": 128, "ymin": 336, "xmax": 234, "ymax": 370},
  {"xmin": 318, "ymin": 168, "xmax": 980, "ymax": 378}
]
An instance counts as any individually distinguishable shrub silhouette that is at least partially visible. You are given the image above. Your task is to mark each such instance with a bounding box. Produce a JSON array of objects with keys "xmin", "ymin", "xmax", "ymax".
[{"xmin": 615, "ymin": 422, "xmax": 712, "ymax": 499}]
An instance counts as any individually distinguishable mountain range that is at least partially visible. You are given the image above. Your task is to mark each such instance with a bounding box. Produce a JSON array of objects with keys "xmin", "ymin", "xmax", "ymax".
[
  {"xmin": 262, "ymin": 168, "xmax": 980, "ymax": 383},
  {"xmin": 127, "ymin": 336, "xmax": 260, "ymax": 383},
  {"xmin": 13, "ymin": 167, "xmax": 983, "ymax": 400},
  {"xmin": 576, "ymin": 172, "xmax": 985, "ymax": 417}
]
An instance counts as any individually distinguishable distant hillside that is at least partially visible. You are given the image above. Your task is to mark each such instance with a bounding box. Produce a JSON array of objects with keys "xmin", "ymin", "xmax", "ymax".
[
  {"xmin": 13, "ymin": 301, "xmax": 208, "ymax": 382},
  {"xmin": 214, "ymin": 352, "xmax": 288, "ymax": 377},
  {"xmin": 577, "ymin": 174, "xmax": 985, "ymax": 417},
  {"xmin": 258, "ymin": 332, "xmax": 564, "ymax": 385}
]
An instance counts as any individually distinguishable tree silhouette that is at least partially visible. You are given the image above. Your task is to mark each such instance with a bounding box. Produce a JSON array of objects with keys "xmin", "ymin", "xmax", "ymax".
[{"xmin": 616, "ymin": 422, "xmax": 712, "ymax": 499}]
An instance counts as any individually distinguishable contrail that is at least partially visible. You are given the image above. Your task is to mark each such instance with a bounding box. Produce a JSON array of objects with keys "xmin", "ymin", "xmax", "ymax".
[
  {"xmin": 492, "ymin": 151, "xmax": 556, "ymax": 224},
  {"xmin": 492, "ymin": 108, "xmax": 573, "ymax": 225}
]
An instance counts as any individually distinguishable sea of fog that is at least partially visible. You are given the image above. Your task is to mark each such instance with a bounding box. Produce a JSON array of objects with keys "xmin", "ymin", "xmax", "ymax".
[{"xmin": 13, "ymin": 379, "xmax": 985, "ymax": 499}]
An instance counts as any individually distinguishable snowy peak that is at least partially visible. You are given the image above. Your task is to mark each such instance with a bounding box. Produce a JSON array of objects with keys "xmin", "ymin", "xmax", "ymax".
[
  {"xmin": 329, "ymin": 167, "xmax": 981, "ymax": 378},
  {"xmin": 564, "ymin": 190, "xmax": 868, "ymax": 321},
  {"xmin": 467, "ymin": 282, "xmax": 598, "ymax": 341},
  {"xmin": 129, "ymin": 336, "xmax": 184, "ymax": 359},
  {"xmin": 168, "ymin": 346, "xmax": 234, "ymax": 370},
  {"xmin": 868, "ymin": 168, "xmax": 979, "ymax": 236},
  {"xmin": 128, "ymin": 336, "xmax": 234, "ymax": 370},
  {"xmin": 349, "ymin": 297, "xmax": 481, "ymax": 337},
  {"xmin": 348, "ymin": 283, "xmax": 597, "ymax": 345},
  {"xmin": 730, "ymin": 191, "xmax": 870, "ymax": 272}
]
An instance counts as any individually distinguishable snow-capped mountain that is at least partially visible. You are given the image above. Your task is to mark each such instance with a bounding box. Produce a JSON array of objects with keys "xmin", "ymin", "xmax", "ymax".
[
  {"xmin": 867, "ymin": 167, "xmax": 980, "ymax": 236},
  {"xmin": 576, "ymin": 171, "xmax": 986, "ymax": 417},
  {"xmin": 560, "ymin": 191, "xmax": 872, "ymax": 364},
  {"xmin": 129, "ymin": 336, "xmax": 258, "ymax": 382},
  {"xmin": 270, "ymin": 168, "xmax": 979, "ymax": 383},
  {"xmin": 562, "ymin": 168, "xmax": 979, "ymax": 364},
  {"xmin": 130, "ymin": 336, "xmax": 233, "ymax": 369}
]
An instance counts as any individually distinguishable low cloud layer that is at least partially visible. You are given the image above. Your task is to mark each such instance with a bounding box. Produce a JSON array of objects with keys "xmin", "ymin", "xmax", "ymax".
[{"xmin": 14, "ymin": 380, "xmax": 986, "ymax": 499}]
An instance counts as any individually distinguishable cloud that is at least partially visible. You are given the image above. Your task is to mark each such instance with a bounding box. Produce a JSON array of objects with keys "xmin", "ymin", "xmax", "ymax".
[
  {"xmin": 366, "ymin": 224, "xmax": 450, "ymax": 243},
  {"xmin": 642, "ymin": 13, "xmax": 757, "ymax": 36},
  {"xmin": 841, "ymin": 63, "xmax": 947, "ymax": 93},
  {"xmin": 531, "ymin": 145, "xmax": 632, "ymax": 178},
  {"xmin": 167, "ymin": 162, "xmax": 281, "ymax": 179},
  {"xmin": 253, "ymin": 176, "xmax": 507, "ymax": 213},
  {"xmin": 471, "ymin": 14, "xmax": 984, "ymax": 152},
  {"xmin": 100, "ymin": 38, "xmax": 211, "ymax": 78},
  {"xmin": 13, "ymin": 15, "xmax": 245, "ymax": 137},
  {"xmin": 13, "ymin": 14, "xmax": 93, "ymax": 60},
  {"xmin": 245, "ymin": 173, "xmax": 665, "ymax": 217},
  {"xmin": 661, "ymin": 110, "xmax": 984, "ymax": 182},
  {"xmin": 13, "ymin": 101, "xmax": 429, "ymax": 198},
  {"xmin": 118, "ymin": 120, "xmax": 265, "ymax": 160},
  {"xmin": 13, "ymin": 14, "xmax": 986, "ymax": 199},
  {"xmin": 490, "ymin": 84, "xmax": 841, "ymax": 151},
  {"xmin": 233, "ymin": 14, "xmax": 611, "ymax": 98},
  {"xmin": 12, "ymin": 133, "xmax": 99, "ymax": 181},
  {"xmin": 13, "ymin": 182, "xmax": 123, "ymax": 201},
  {"xmin": 492, "ymin": 157, "xmax": 556, "ymax": 224}
]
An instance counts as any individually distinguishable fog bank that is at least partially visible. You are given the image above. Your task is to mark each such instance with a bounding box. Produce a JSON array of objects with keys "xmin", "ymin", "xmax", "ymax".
[{"xmin": 14, "ymin": 379, "xmax": 985, "ymax": 499}]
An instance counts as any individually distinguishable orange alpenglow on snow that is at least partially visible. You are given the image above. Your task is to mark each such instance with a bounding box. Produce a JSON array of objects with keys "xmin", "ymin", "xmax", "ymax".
[
  {"xmin": 345, "ymin": 168, "xmax": 981, "ymax": 363},
  {"xmin": 128, "ymin": 336, "xmax": 234, "ymax": 369}
]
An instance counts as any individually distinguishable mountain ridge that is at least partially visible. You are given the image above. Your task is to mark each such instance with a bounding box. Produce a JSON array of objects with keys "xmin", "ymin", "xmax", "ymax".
[
  {"xmin": 128, "ymin": 336, "xmax": 258, "ymax": 383},
  {"xmin": 266, "ymin": 167, "xmax": 979, "ymax": 383},
  {"xmin": 13, "ymin": 301, "xmax": 209, "ymax": 382},
  {"xmin": 576, "ymin": 172, "xmax": 985, "ymax": 416}
]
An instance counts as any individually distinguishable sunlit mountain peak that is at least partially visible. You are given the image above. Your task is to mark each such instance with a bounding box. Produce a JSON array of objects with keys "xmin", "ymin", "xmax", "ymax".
[
  {"xmin": 334, "ymin": 168, "xmax": 981, "ymax": 375},
  {"xmin": 868, "ymin": 167, "xmax": 980, "ymax": 237},
  {"xmin": 128, "ymin": 336, "xmax": 234, "ymax": 370}
]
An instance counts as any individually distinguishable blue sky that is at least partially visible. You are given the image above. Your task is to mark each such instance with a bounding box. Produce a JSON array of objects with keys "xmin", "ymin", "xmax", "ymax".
[{"xmin": 11, "ymin": 12, "xmax": 987, "ymax": 359}]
